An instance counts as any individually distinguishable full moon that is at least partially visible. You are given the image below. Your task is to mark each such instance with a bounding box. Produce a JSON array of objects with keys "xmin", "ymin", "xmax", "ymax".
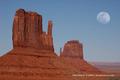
[{"xmin": 97, "ymin": 11, "xmax": 110, "ymax": 24}]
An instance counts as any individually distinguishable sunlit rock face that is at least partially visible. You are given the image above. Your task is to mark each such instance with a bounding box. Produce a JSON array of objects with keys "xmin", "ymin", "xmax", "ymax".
[
  {"xmin": 60, "ymin": 40, "xmax": 83, "ymax": 59},
  {"xmin": 13, "ymin": 9, "xmax": 54, "ymax": 52}
]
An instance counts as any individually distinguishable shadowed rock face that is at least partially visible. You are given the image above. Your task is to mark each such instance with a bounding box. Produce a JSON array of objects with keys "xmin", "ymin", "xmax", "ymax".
[{"xmin": 13, "ymin": 9, "xmax": 54, "ymax": 52}]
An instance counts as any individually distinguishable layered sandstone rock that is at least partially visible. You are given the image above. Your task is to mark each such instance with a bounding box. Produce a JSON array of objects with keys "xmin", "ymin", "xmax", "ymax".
[
  {"xmin": 60, "ymin": 40, "xmax": 102, "ymax": 73},
  {"xmin": 0, "ymin": 48, "xmax": 81, "ymax": 80}
]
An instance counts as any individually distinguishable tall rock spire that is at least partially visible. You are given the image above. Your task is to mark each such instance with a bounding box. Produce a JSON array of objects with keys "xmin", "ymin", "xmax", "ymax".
[
  {"xmin": 47, "ymin": 20, "xmax": 54, "ymax": 51},
  {"xmin": 48, "ymin": 20, "xmax": 53, "ymax": 36}
]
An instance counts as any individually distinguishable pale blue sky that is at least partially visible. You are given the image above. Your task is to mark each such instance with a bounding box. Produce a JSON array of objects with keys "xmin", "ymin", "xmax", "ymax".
[{"xmin": 0, "ymin": 0, "xmax": 120, "ymax": 62}]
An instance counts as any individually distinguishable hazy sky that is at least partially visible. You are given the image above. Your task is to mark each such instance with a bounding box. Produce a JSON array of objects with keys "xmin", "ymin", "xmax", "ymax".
[{"xmin": 0, "ymin": 0, "xmax": 120, "ymax": 62}]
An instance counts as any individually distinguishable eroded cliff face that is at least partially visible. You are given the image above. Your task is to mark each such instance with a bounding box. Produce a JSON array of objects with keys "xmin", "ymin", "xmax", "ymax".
[{"xmin": 13, "ymin": 9, "xmax": 54, "ymax": 52}]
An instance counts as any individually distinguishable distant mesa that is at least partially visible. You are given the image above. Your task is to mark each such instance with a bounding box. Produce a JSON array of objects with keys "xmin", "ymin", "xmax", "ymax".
[
  {"xmin": 0, "ymin": 9, "xmax": 107, "ymax": 80},
  {"xmin": 60, "ymin": 40, "xmax": 102, "ymax": 73},
  {"xmin": 60, "ymin": 40, "xmax": 83, "ymax": 59}
]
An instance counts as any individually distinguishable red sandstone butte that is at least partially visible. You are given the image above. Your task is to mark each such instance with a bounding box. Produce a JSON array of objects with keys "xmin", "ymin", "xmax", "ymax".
[
  {"xmin": 60, "ymin": 40, "xmax": 102, "ymax": 74},
  {"xmin": 0, "ymin": 9, "xmax": 108, "ymax": 80},
  {"xmin": 60, "ymin": 40, "xmax": 83, "ymax": 59},
  {"xmin": 13, "ymin": 9, "xmax": 54, "ymax": 51}
]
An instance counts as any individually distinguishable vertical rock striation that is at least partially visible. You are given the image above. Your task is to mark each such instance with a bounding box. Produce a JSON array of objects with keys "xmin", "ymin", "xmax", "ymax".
[{"xmin": 13, "ymin": 9, "xmax": 54, "ymax": 52}]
